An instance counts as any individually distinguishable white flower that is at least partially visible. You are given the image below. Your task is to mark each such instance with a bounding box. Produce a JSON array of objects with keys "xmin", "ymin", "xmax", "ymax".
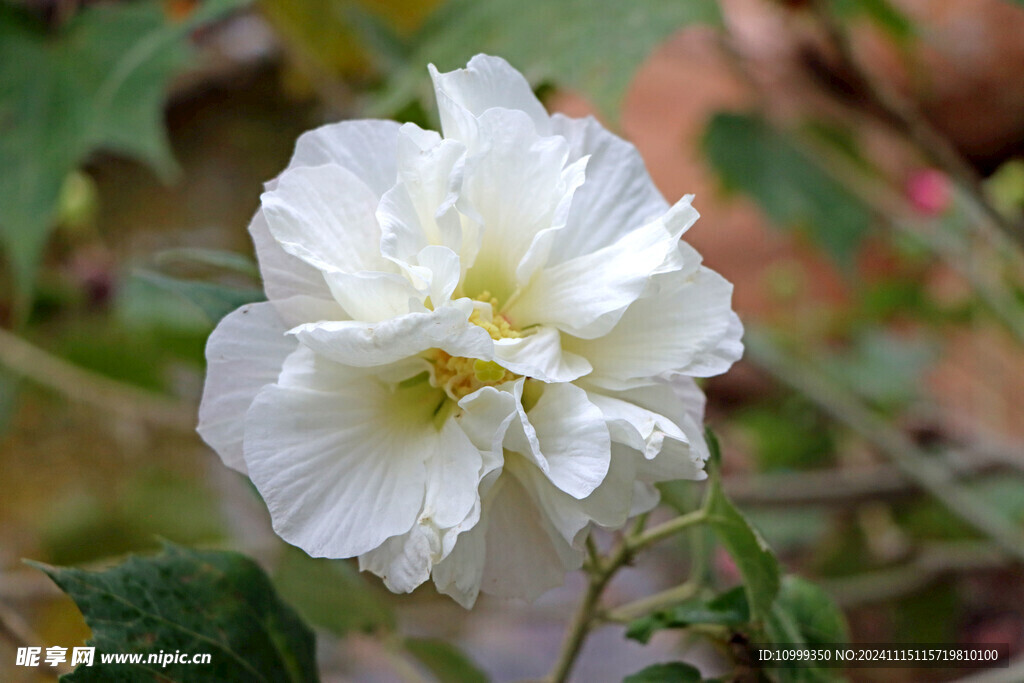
[{"xmin": 198, "ymin": 54, "xmax": 743, "ymax": 607}]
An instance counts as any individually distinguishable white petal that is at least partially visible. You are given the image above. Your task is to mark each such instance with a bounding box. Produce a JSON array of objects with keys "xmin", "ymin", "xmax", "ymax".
[
  {"xmin": 571, "ymin": 265, "xmax": 744, "ymax": 388},
  {"xmin": 492, "ymin": 326, "xmax": 592, "ymax": 383},
  {"xmin": 322, "ymin": 270, "xmax": 419, "ymax": 322},
  {"xmin": 508, "ymin": 198, "xmax": 695, "ymax": 339},
  {"xmin": 198, "ymin": 302, "xmax": 295, "ymax": 473},
  {"xmin": 521, "ymin": 382, "xmax": 611, "ymax": 499},
  {"xmin": 243, "ymin": 352, "xmax": 457, "ymax": 558},
  {"xmin": 286, "ymin": 119, "xmax": 401, "ymax": 197},
  {"xmin": 585, "ymin": 391, "xmax": 688, "ymax": 460},
  {"xmin": 248, "ymin": 209, "xmax": 339, "ymax": 315},
  {"xmin": 429, "ymin": 54, "xmax": 551, "ymax": 144},
  {"xmin": 458, "ymin": 108, "xmax": 574, "ymax": 302},
  {"xmin": 508, "ymin": 445, "xmax": 636, "ymax": 545},
  {"xmin": 456, "ymin": 385, "xmax": 519, "ymax": 458},
  {"xmin": 290, "ymin": 303, "xmax": 493, "ymax": 367},
  {"xmin": 379, "ymin": 124, "xmax": 467, "ymax": 259},
  {"xmin": 479, "ymin": 474, "xmax": 581, "ymax": 601},
  {"xmin": 359, "ymin": 525, "xmax": 438, "ymax": 594},
  {"xmin": 608, "ymin": 383, "xmax": 709, "ymax": 483},
  {"xmin": 547, "ymin": 114, "xmax": 670, "ymax": 264},
  {"xmin": 262, "ymin": 164, "xmax": 390, "ymax": 275},
  {"xmin": 357, "ymin": 418, "xmax": 483, "ymax": 593},
  {"xmin": 432, "ymin": 503, "xmax": 489, "ymax": 608},
  {"xmin": 416, "ymin": 245, "xmax": 462, "ymax": 307}
]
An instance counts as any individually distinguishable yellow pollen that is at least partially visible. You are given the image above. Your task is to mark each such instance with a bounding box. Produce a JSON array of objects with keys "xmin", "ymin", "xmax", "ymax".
[{"xmin": 426, "ymin": 292, "xmax": 525, "ymax": 400}]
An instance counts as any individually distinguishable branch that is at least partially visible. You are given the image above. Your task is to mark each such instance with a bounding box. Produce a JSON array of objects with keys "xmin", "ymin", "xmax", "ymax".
[
  {"xmin": 820, "ymin": 541, "xmax": 1004, "ymax": 607},
  {"xmin": 0, "ymin": 326, "xmax": 194, "ymax": 430},
  {"xmin": 723, "ymin": 450, "xmax": 1014, "ymax": 509},
  {"xmin": 808, "ymin": 0, "xmax": 1024, "ymax": 254},
  {"xmin": 745, "ymin": 330, "xmax": 1024, "ymax": 563}
]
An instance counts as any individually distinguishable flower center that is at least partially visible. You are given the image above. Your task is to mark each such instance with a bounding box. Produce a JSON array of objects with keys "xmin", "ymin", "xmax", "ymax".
[{"xmin": 427, "ymin": 292, "xmax": 523, "ymax": 400}]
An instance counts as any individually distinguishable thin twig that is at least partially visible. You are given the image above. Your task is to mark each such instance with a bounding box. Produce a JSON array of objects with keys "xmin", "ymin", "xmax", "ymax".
[
  {"xmin": 602, "ymin": 582, "xmax": 700, "ymax": 624},
  {"xmin": 745, "ymin": 331, "xmax": 1024, "ymax": 563},
  {"xmin": 0, "ymin": 599, "xmax": 73, "ymax": 675},
  {"xmin": 820, "ymin": 542, "xmax": 1004, "ymax": 607},
  {"xmin": 626, "ymin": 509, "xmax": 707, "ymax": 552},
  {"xmin": 723, "ymin": 451, "xmax": 1015, "ymax": 509},
  {"xmin": 0, "ymin": 326, "xmax": 194, "ymax": 430},
  {"xmin": 808, "ymin": 0, "xmax": 1024, "ymax": 253},
  {"xmin": 546, "ymin": 509, "xmax": 708, "ymax": 683}
]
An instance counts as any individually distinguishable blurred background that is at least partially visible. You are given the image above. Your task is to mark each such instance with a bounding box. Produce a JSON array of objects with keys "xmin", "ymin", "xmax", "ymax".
[{"xmin": 2, "ymin": 0, "xmax": 1023, "ymax": 680}]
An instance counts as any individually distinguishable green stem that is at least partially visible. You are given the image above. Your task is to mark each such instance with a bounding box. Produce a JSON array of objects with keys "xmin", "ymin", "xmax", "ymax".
[
  {"xmin": 603, "ymin": 581, "xmax": 700, "ymax": 623},
  {"xmin": 627, "ymin": 509, "xmax": 708, "ymax": 552},
  {"xmin": 546, "ymin": 509, "xmax": 709, "ymax": 682}
]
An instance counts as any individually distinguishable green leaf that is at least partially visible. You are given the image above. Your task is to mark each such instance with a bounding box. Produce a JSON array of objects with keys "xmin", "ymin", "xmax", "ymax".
[
  {"xmin": 30, "ymin": 542, "xmax": 318, "ymax": 682},
  {"xmin": 819, "ymin": 330, "xmax": 935, "ymax": 410},
  {"xmin": 704, "ymin": 461, "xmax": 781, "ymax": 622},
  {"xmin": 626, "ymin": 586, "xmax": 750, "ymax": 644},
  {"xmin": 623, "ymin": 661, "xmax": 703, "ymax": 683},
  {"xmin": 0, "ymin": 0, "xmax": 246, "ymax": 310},
  {"xmin": 153, "ymin": 248, "xmax": 261, "ymax": 280},
  {"xmin": 273, "ymin": 546, "xmax": 396, "ymax": 636},
  {"xmin": 830, "ymin": 0, "xmax": 914, "ymax": 42},
  {"xmin": 703, "ymin": 113, "xmax": 872, "ymax": 266},
  {"xmin": 133, "ymin": 269, "xmax": 265, "ymax": 324},
  {"xmin": 764, "ymin": 576, "xmax": 849, "ymax": 683},
  {"xmin": 372, "ymin": 0, "xmax": 721, "ymax": 121},
  {"xmin": 404, "ymin": 638, "xmax": 489, "ymax": 683}
]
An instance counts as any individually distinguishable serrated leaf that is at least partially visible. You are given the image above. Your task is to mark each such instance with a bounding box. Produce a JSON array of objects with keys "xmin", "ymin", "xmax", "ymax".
[
  {"xmin": 623, "ymin": 661, "xmax": 702, "ymax": 683},
  {"xmin": 30, "ymin": 542, "xmax": 318, "ymax": 682},
  {"xmin": 372, "ymin": 0, "xmax": 721, "ymax": 121},
  {"xmin": 626, "ymin": 586, "xmax": 750, "ymax": 644},
  {"xmin": 0, "ymin": 0, "xmax": 246, "ymax": 310},
  {"xmin": 705, "ymin": 470, "xmax": 781, "ymax": 622},
  {"xmin": 703, "ymin": 113, "xmax": 872, "ymax": 266},
  {"xmin": 404, "ymin": 638, "xmax": 489, "ymax": 683},
  {"xmin": 273, "ymin": 546, "xmax": 396, "ymax": 636}
]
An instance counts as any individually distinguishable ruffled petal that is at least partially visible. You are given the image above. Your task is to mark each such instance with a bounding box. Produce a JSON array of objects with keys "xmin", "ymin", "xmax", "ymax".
[
  {"xmin": 547, "ymin": 114, "xmax": 669, "ymax": 264},
  {"xmin": 289, "ymin": 302, "xmax": 494, "ymax": 367},
  {"xmin": 197, "ymin": 302, "xmax": 296, "ymax": 473},
  {"xmin": 606, "ymin": 382, "xmax": 710, "ymax": 483},
  {"xmin": 518, "ymin": 382, "xmax": 611, "ymax": 499},
  {"xmin": 585, "ymin": 391, "xmax": 688, "ymax": 460},
  {"xmin": 492, "ymin": 326, "xmax": 592, "ymax": 383},
  {"xmin": 508, "ymin": 444, "xmax": 637, "ymax": 546},
  {"xmin": 508, "ymin": 196, "xmax": 697, "ymax": 339},
  {"xmin": 357, "ymin": 418, "xmax": 482, "ymax": 593},
  {"xmin": 243, "ymin": 350, "xmax": 465, "ymax": 558},
  {"xmin": 429, "ymin": 54, "xmax": 551, "ymax": 145},
  {"xmin": 478, "ymin": 473, "xmax": 581, "ymax": 601},
  {"xmin": 286, "ymin": 119, "xmax": 401, "ymax": 197},
  {"xmin": 570, "ymin": 264, "xmax": 744, "ymax": 389},
  {"xmin": 457, "ymin": 108, "xmax": 577, "ymax": 303},
  {"xmin": 262, "ymin": 164, "xmax": 391, "ymax": 275}
]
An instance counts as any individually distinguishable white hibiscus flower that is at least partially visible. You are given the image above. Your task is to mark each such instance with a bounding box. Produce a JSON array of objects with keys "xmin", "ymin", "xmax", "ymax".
[{"xmin": 198, "ymin": 54, "xmax": 743, "ymax": 607}]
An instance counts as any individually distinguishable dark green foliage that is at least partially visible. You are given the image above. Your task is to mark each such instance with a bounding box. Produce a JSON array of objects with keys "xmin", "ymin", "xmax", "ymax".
[
  {"xmin": 31, "ymin": 542, "xmax": 318, "ymax": 682},
  {"xmin": 372, "ymin": 0, "xmax": 721, "ymax": 121},
  {"xmin": 704, "ymin": 113, "xmax": 873, "ymax": 266}
]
